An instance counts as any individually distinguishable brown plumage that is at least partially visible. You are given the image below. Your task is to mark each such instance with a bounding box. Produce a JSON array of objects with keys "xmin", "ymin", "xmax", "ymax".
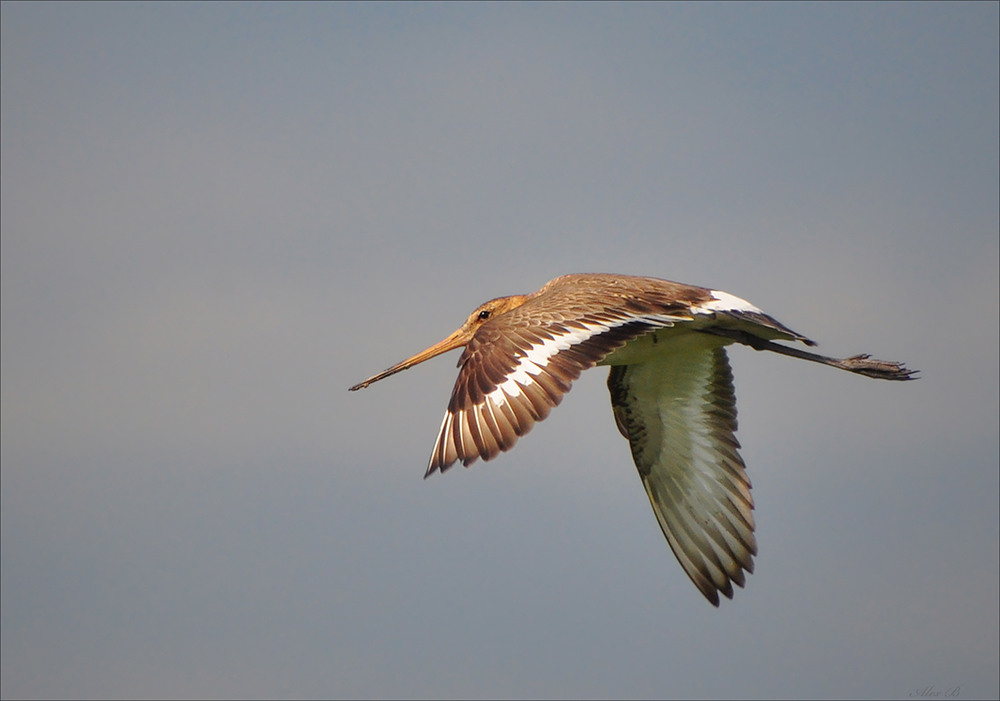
[{"xmin": 350, "ymin": 273, "xmax": 916, "ymax": 605}]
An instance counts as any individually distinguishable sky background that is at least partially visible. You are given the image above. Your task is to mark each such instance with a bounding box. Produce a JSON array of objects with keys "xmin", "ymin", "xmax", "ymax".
[{"xmin": 2, "ymin": 3, "xmax": 998, "ymax": 699}]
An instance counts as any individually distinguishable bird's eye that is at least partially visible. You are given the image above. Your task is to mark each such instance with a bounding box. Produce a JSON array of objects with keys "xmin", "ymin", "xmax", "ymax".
[{"xmin": 478, "ymin": 309, "xmax": 491, "ymax": 320}]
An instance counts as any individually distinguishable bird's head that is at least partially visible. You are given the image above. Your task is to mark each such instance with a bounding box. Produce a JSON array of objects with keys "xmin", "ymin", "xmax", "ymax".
[{"xmin": 349, "ymin": 294, "xmax": 530, "ymax": 391}]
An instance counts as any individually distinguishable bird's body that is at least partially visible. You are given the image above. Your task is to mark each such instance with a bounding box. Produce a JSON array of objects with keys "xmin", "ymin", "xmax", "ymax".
[{"xmin": 350, "ymin": 273, "xmax": 915, "ymax": 605}]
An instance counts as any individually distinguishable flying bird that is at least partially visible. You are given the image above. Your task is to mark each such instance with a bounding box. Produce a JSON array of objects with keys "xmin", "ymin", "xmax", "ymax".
[{"xmin": 349, "ymin": 273, "xmax": 916, "ymax": 605}]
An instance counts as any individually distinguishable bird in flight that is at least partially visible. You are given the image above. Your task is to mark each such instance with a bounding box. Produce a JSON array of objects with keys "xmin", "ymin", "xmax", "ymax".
[{"xmin": 349, "ymin": 273, "xmax": 916, "ymax": 605}]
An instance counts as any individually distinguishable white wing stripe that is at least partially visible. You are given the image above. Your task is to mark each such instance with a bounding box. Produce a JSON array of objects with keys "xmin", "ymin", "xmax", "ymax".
[
  {"xmin": 429, "ymin": 311, "xmax": 692, "ymax": 474},
  {"xmin": 485, "ymin": 312, "xmax": 681, "ymax": 409},
  {"xmin": 494, "ymin": 312, "xmax": 687, "ymax": 395}
]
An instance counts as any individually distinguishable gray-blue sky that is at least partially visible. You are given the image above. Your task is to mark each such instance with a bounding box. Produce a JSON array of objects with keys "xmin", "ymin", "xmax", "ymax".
[{"xmin": 2, "ymin": 2, "xmax": 998, "ymax": 699}]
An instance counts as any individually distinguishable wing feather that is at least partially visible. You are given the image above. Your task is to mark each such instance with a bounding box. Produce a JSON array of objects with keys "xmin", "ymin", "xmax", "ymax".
[
  {"xmin": 607, "ymin": 338, "xmax": 757, "ymax": 606},
  {"xmin": 426, "ymin": 315, "xmax": 684, "ymax": 475}
]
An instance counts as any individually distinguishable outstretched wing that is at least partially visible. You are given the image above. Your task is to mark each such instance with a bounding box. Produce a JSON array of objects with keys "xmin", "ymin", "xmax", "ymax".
[
  {"xmin": 427, "ymin": 308, "xmax": 690, "ymax": 475},
  {"xmin": 426, "ymin": 276, "xmax": 722, "ymax": 474},
  {"xmin": 607, "ymin": 338, "xmax": 756, "ymax": 606}
]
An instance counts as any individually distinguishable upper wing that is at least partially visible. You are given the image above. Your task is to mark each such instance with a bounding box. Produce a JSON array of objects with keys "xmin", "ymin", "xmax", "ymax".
[
  {"xmin": 427, "ymin": 308, "xmax": 691, "ymax": 475},
  {"xmin": 607, "ymin": 338, "xmax": 756, "ymax": 606}
]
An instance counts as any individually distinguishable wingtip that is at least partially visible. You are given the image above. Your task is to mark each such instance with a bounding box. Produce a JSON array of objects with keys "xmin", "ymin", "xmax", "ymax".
[
  {"xmin": 699, "ymin": 586, "xmax": 722, "ymax": 608},
  {"xmin": 700, "ymin": 577, "xmax": 747, "ymax": 607}
]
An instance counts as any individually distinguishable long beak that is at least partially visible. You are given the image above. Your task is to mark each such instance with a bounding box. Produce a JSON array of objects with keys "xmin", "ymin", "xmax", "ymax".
[{"xmin": 348, "ymin": 327, "xmax": 470, "ymax": 391}]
